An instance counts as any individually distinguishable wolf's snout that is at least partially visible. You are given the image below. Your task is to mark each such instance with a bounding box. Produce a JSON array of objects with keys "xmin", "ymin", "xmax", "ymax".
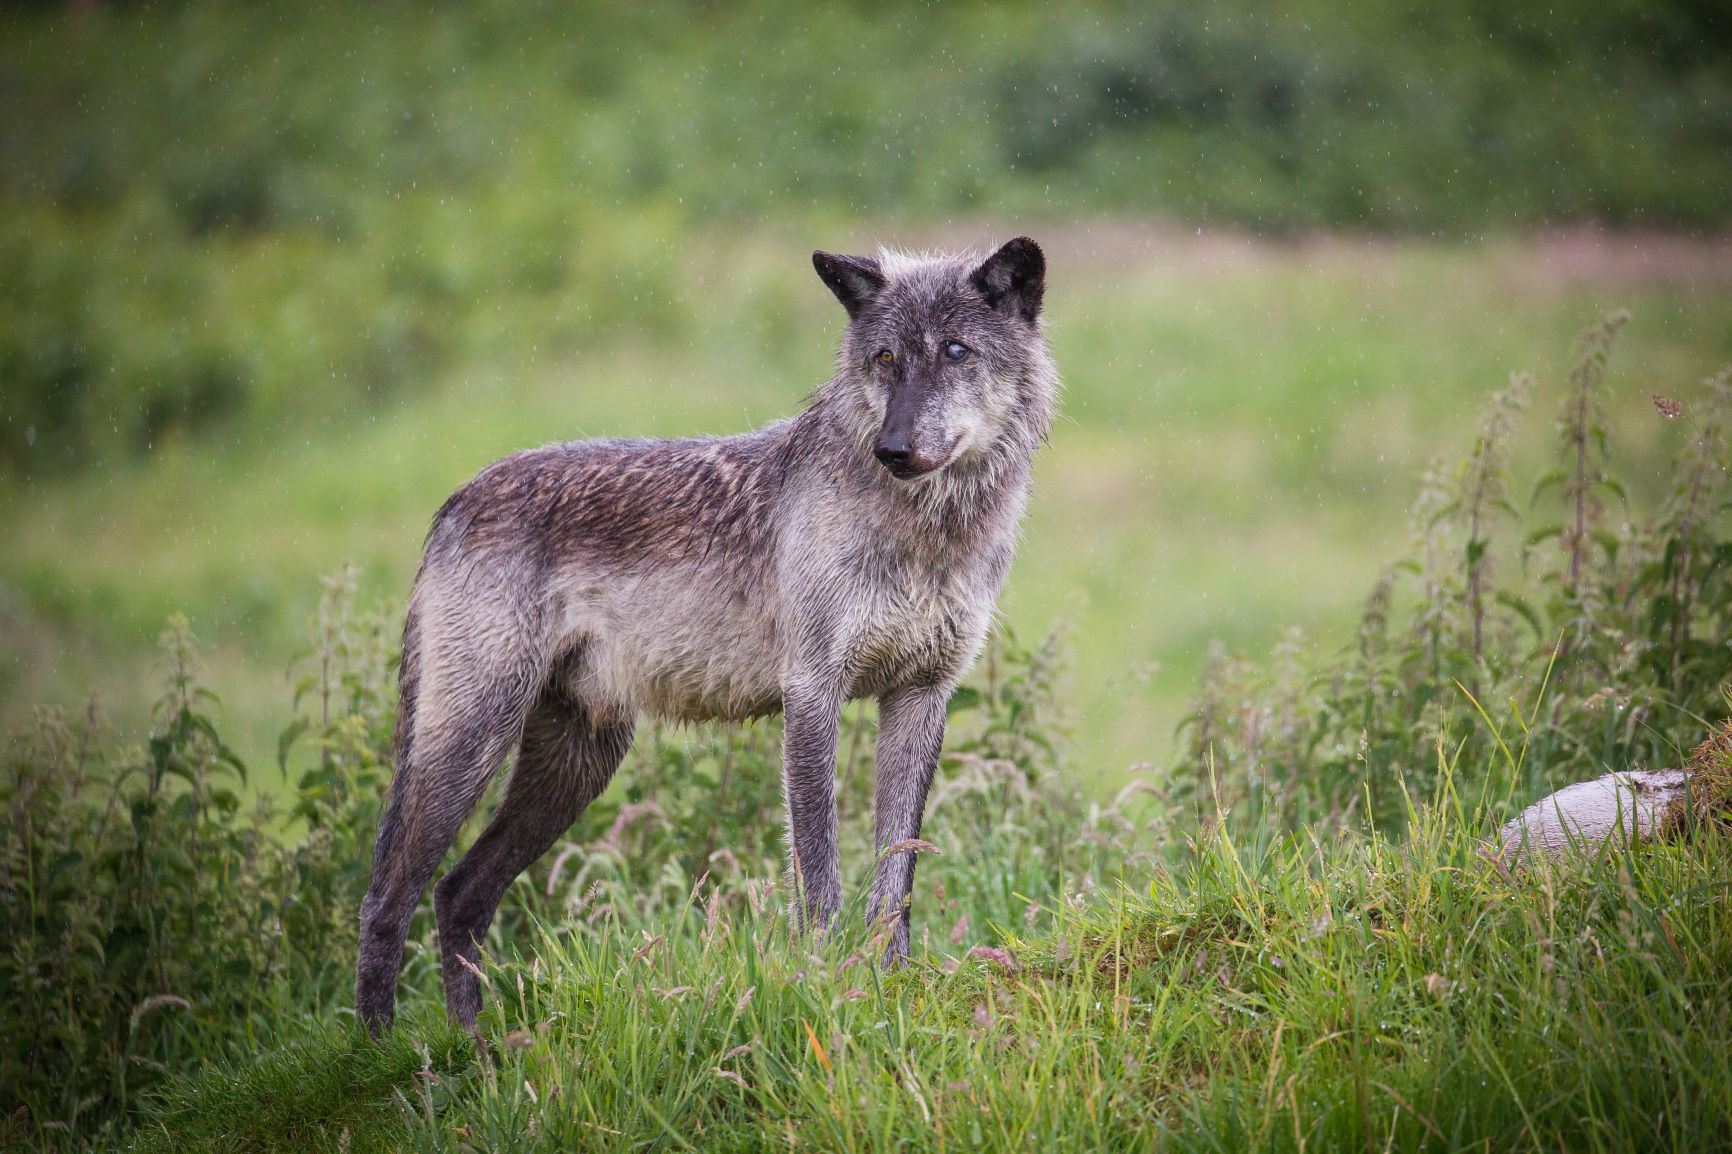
[
  {"xmin": 874, "ymin": 429, "xmax": 962, "ymax": 480},
  {"xmin": 873, "ymin": 436, "xmax": 913, "ymax": 474}
]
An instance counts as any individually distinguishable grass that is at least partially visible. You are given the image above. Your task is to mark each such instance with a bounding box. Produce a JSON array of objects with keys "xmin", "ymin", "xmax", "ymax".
[
  {"xmin": 135, "ymin": 761, "xmax": 1732, "ymax": 1152},
  {"xmin": 4, "ymin": 228, "xmax": 1729, "ymax": 777},
  {"xmin": 5, "ymin": 257, "xmax": 1730, "ymax": 1148},
  {"xmin": 7, "ymin": 0, "xmax": 1727, "ymax": 490},
  {"xmin": 6, "ymin": 4, "xmax": 1732, "ymax": 1147}
]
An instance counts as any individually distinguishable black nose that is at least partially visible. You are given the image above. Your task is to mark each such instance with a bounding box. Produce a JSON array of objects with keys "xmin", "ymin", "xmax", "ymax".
[{"xmin": 874, "ymin": 438, "xmax": 912, "ymax": 471}]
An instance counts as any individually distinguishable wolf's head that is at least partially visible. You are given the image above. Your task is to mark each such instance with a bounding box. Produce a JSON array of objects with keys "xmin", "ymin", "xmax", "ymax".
[{"xmin": 812, "ymin": 238, "xmax": 1056, "ymax": 482}]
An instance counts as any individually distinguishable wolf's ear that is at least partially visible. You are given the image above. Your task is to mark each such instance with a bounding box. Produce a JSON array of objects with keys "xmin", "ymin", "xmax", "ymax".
[
  {"xmin": 971, "ymin": 237, "xmax": 1045, "ymax": 322},
  {"xmin": 812, "ymin": 251, "xmax": 886, "ymax": 319}
]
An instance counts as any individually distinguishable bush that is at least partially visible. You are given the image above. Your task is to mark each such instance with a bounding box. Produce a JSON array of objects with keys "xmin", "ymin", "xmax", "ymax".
[
  {"xmin": 0, "ymin": 574, "xmax": 393, "ymax": 1148},
  {"xmin": 1177, "ymin": 315, "xmax": 1732, "ymax": 831},
  {"xmin": 3, "ymin": 0, "xmax": 1730, "ymax": 473},
  {"xmin": 0, "ymin": 565, "xmax": 1111, "ymax": 1148}
]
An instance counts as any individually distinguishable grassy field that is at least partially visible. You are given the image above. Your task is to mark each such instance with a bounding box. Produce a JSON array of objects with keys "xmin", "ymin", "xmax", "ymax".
[
  {"xmin": 4, "ymin": 0, "xmax": 1730, "ymax": 780},
  {"xmin": 6, "ymin": 3, "xmax": 1732, "ymax": 1149},
  {"xmin": 137, "ymin": 745, "xmax": 1732, "ymax": 1153},
  {"xmin": 10, "ymin": 571, "xmax": 1730, "ymax": 1149},
  {"xmin": 4, "ymin": 226, "xmax": 1730, "ymax": 777}
]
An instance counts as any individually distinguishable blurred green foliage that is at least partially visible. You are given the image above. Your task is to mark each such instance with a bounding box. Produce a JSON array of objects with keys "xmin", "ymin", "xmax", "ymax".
[
  {"xmin": 1180, "ymin": 325, "xmax": 1732, "ymax": 832},
  {"xmin": 2, "ymin": 0, "xmax": 1729, "ymax": 472}
]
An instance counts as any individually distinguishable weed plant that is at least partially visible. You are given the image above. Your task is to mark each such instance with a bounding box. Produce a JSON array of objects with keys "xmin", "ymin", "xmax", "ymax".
[
  {"xmin": 1180, "ymin": 316, "xmax": 1732, "ymax": 833},
  {"xmin": 1, "ymin": 320, "xmax": 1729, "ymax": 1149}
]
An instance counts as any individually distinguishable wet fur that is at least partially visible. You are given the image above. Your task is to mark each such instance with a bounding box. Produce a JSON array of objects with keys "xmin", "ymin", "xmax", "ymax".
[{"xmin": 357, "ymin": 238, "xmax": 1058, "ymax": 1032}]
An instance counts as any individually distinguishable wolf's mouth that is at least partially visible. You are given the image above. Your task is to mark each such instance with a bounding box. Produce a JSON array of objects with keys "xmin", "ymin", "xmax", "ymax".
[{"xmin": 883, "ymin": 435, "xmax": 964, "ymax": 481}]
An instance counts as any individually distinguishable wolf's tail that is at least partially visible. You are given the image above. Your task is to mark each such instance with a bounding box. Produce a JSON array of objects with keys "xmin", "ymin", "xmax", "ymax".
[{"xmin": 370, "ymin": 601, "xmax": 421, "ymax": 878}]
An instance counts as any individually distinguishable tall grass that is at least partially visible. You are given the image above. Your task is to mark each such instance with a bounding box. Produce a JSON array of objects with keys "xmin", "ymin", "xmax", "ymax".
[
  {"xmin": 2, "ymin": 323, "xmax": 1729, "ymax": 1149},
  {"xmin": 139, "ymin": 733, "xmax": 1732, "ymax": 1153},
  {"xmin": 1178, "ymin": 318, "xmax": 1732, "ymax": 833}
]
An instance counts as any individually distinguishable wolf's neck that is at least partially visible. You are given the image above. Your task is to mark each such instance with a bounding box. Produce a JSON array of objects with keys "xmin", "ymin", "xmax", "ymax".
[
  {"xmin": 858, "ymin": 433, "xmax": 1032, "ymax": 552},
  {"xmin": 907, "ymin": 441, "xmax": 1029, "ymax": 524}
]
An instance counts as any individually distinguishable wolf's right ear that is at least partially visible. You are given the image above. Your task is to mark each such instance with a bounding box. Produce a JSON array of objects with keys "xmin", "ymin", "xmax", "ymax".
[
  {"xmin": 812, "ymin": 251, "xmax": 886, "ymax": 319},
  {"xmin": 971, "ymin": 237, "xmax": 1045, "ymax": 323}
]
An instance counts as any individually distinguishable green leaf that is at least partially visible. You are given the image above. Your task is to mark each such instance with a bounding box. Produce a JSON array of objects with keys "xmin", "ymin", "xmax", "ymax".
[
  {"xmin": 945, "ymin": 686, "xmax": 983, "ymax": 716},
  {"xmin": 277, "ymin": 718, "xmax": 311, "ymax": 774},
  {"xmin": 1529, "ymin": 469, "xmax": 1566, "ymax": 504},
  {"xmin": 1494, "ymin": 591, "xmax": 1544, "ymax": 643},
  {"xmin": 1648, "ymin": 594, "xmax": 1680, "ymax": 632},
  {"xmin": 1525, "ymin": 524, "xmax": 1564, "ymax": 548},
  {"xmin": 291, "ymin": 674, "xmax": 321, "ymax": 710},
  {"xmin": 1701, "ymin": 542, "xmax": 1732, "ymax": 584}
]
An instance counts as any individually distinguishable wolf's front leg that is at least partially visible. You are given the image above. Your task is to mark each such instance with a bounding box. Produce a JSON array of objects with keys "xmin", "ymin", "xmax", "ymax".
[
  {"xmin": 781, "ymin": 672, "xmax": 845, "ymax": 931},
  {"xmin": 867, "ymin": 682, "xmax": 948, "ymax": 961}
]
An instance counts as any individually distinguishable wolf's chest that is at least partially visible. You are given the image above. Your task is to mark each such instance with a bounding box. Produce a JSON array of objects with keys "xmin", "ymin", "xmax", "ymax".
[{"xmin": 842, "ymin": 563, "xmax": 989, "ymax": 694}]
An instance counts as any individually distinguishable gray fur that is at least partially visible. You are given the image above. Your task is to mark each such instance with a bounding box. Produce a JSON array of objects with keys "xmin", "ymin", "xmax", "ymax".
[{"xmin": 356, "ymin": 238, "xmax": 1059, "ymax": 1033}]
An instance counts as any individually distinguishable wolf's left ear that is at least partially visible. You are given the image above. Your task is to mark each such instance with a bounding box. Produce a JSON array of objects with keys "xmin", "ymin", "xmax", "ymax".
[
  {"xmin": 971, "ymin": 236, "xmax": 1045, "ymax": 322},
  {"xmin": 812, "ymin": 251, "xmax": 886, "ymax": 319}
]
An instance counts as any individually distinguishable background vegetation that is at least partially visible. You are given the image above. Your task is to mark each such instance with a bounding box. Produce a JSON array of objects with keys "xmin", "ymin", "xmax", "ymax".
[
  {"xmin": 6, "ymin": 319, "xmax": 1731, "ymax": 1150},
  {"xmin": 2, "ymin": 0, "xmax": 1731, "ymax": 772},
  {"xmin": 2, "ymin": 0, "xmax": 1731, "ymax": 1149}
]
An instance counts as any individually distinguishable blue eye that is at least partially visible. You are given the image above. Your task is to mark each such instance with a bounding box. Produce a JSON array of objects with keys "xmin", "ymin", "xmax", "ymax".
[{"xmin": 944, "ymin": 341, "xmax": 968, "ymax": 362}]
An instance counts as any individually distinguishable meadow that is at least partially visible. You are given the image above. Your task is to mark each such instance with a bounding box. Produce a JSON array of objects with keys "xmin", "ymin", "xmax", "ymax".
[
  {"xmin": 3, "ymin": 1, "xmax": 1732, "ymax": 1149},
  {"xmin": 5, "ymin": 260, "xmax": 1731, "ymax": 1150},
  {"xmin": 5, "ymin": 0, "xmax": 1731, "ymax": 773},
  {"xmin": 6, "ymin": 228, "xmax": 1731, "ymax": 777}
]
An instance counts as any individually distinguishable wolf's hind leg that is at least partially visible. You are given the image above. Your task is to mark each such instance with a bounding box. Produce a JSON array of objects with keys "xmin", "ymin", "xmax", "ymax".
[
  {"xmin": 356, "ymin": 663, "xmax": 538, "ymax": 1035},
  {"xmin": 434, "ymin": 693, "xmax": 635, "ymax": 1027}
]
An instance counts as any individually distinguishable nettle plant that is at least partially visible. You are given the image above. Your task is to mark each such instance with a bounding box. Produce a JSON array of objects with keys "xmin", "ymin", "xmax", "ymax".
[
  {"xmin": 0, "ymin": 570, "xmax": 400, "ymax": 1148},
  {"xmin": 1179, "ymin": 314, "xmax": 1732, "ymax": 831},
  {"xmin": 1, "ymin": 565, "xmax": 1118, "ymax": 1147}
]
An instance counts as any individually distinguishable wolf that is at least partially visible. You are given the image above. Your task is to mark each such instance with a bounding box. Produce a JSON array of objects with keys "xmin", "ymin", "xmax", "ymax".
[{"xmin": 355, "ymin": 237, "xmax": 1057, "ymax": 1033}]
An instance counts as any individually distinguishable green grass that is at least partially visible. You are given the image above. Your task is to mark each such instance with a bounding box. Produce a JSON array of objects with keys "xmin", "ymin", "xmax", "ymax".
[
  {"xmin": 136, "ymin": 777, "xmax": 1732, "ymax": 1152},
  {"xmin": 6, "ymin": 4, "xmax": 1732, "ymax": 1147},
  {"xmin": 6, "ymin": 284, "xmax": 1729, "ymax": 1148},
  {"xmin": 4, "ymin": 229, "xmax": 1729, "ymax": 777}
]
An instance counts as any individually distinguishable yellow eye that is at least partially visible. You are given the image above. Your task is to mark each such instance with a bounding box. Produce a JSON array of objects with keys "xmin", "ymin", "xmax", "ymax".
[{"xmin": 876, "ymin": 349, "xmax": 895, "ymax": 366}]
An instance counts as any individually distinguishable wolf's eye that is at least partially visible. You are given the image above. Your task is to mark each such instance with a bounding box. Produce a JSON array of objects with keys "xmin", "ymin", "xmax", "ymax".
[
  {"xmin": 876, "ymin": 349, "xmax": 895, "ymax": 366},
  {"xmin": 943, "ymin": 341, "xmax": 969, "ymax": 362}
]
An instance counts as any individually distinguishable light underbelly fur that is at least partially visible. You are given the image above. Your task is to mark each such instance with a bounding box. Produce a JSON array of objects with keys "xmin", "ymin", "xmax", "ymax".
[{"xmin": 553, "ymin": 563, "xmax": 976, "ymax": 723}]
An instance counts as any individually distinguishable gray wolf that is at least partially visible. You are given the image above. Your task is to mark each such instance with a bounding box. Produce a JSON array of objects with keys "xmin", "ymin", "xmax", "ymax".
[{"xmin": 356, "ymin": 237, "xmax": 1057, "ymax": 1032}]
